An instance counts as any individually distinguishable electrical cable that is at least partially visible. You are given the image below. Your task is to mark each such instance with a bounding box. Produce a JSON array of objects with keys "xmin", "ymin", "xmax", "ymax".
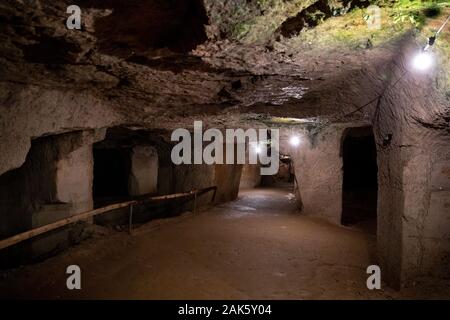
[
  {"xmin": 424, "ymin": 15, "xmax": 449, "ymax": 51},
  {"xmin": 310, "ymin": 69, "xmax": 408, "ymax": 138},
  {"xmin": 310, "ymin": 14, "xmax": 449, "ymax": 139}
]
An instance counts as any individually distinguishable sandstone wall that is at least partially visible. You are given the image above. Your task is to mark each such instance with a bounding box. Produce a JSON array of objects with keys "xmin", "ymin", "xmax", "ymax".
[
  {"xmin": 374, "ymin": 43, "xmax": 450, "ymax": 287},
  {"xmin": 0, "ymin": 130, "xmax": 104, "ymax": 265},
  {"xmin": 129, "ymin": 146, "xmax": 159, "ymax": 196},
  {"xmin": 291, "ymin": 126, "xmax": 346, "ymax": 224},
  {"xmin": 239, "ymin": 164, "xmax": 261, "ymax": 190}
]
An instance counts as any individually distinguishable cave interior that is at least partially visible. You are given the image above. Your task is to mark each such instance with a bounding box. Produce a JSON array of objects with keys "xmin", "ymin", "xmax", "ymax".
[{"xmin": 0, "ymin": 0, "xmax": 450, "ymax": 299}]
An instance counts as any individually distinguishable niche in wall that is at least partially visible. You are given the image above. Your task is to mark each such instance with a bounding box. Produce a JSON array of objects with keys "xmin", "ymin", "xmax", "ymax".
[
  {"xmin": 341, "ymin": 126, "xmax": 378, "ymax": 229},
  {"xmin": 93, "ymin": 147, "xmax": 131, "ymax": 206}
]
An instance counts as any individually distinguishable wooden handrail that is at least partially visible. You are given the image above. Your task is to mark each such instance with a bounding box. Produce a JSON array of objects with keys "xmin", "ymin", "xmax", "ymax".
[{"xmin": 0, "ymin": 186, "xmax": 217, "ymax": 251}]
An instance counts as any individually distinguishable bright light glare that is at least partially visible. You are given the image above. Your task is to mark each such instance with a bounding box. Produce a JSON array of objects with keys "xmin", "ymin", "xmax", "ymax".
[
  {"xmin": 412, "ymin": 51, "xmax": 433, "ymax": 72},
  {"xmin": 254, "ymin": 145, "xmax": 263, "ymax": 154},
  {"xmin": 289, "ymin": 136, "xmax": 301, "ymax": 147}
]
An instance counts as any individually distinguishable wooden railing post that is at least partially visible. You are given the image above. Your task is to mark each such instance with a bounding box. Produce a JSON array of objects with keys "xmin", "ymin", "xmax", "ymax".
[
  {"xmin": 193, "ymin": 192, "xmax": 197, "ymax": 214},
  {"xmin": 212, "ymin": 187, "xmax": 217, "ymax": 203},
  {"xmin": 128, "ymin": 204, "xmax": 134, "ymax": 235}
]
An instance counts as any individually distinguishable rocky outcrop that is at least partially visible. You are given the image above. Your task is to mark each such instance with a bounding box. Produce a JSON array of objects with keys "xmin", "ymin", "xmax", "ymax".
[
  {"xmin": 3, "ymin": 0, "xmax": 448, "ymax": 176},
  {"xmin": 0, "ymin": 0, "xmax": 449, "ymax": 289}
]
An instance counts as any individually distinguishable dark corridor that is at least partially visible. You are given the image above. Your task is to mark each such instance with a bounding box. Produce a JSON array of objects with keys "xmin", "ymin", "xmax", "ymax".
[
  {"xmin": 341, "ymin": 127, "xmax": 378, "ymax": 227},
  {"xmin": 93, "ymin": 148, "xmax": 131, "ymax": 206}
]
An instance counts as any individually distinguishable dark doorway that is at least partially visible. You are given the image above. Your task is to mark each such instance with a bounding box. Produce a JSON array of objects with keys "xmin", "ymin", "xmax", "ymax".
[
  {"xmin": 341, "ymin": 127, "xmax": 378, "ymax": 229},
  {"xmin": 93, "ymin": 148, "xmax": 131, "ymax": 207}
]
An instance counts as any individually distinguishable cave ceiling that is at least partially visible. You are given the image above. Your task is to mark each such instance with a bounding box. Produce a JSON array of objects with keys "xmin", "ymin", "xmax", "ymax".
[{"xmin": 0, "ymin": 0, "xmax": 449, "ymax": 132}]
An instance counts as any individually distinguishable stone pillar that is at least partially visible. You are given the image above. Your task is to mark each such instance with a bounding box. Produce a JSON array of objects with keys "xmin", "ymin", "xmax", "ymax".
[
  {"xmin": 55, "ymin": 145, "xmax": 94, "ymax": 213},
  {"xmin": 128, "ymin": 146, "xmax": 159, "ymax": 196},
  {"xmin": 292, "ymin": 126, "xmax": 345, "ymax": 224},
  {"xmin": 393, "ymin": 145, "xmax": 450, "ymax": 287},
  {"xmin": 29, "ymin": 130, "xmax": 105, "ymax": 259},
  {"xmin": 239, "ymin": 164, "xmax": 261, "ymax": 190},
  {"xmin": 422, "ymin": 159, "xmax": 450, "ymax": 278}
]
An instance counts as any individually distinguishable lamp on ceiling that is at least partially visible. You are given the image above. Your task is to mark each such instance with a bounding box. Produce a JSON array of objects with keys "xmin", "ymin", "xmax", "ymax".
[
  {"xmin": 412, "ymin": 15, "xmax": 449, "ymax": 72},
  {"xmin": 289, "ymin": 135, "xmax": 301, "ymax": 147}
]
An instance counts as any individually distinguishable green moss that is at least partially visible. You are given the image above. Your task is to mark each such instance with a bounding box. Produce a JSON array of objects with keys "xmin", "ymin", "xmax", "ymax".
[
  {"xmin": 388, "ymin": 0, "xmax": 448, "ymax": 27},
  {"xmin": 221, "ymin": 0, "xmax": 450, "ymax": 90},
  {"xmin": 395, "ymin": 1, "xmax": 450, "ymax": 90},
  {"xmin": 266, "ymin": 1, "xmax": 450, "ymax": 92},
  {"xmin": 256, "ymin": 0, "xmax": 273, "ymax": 9},
  {"xmin": 281, "ymin": 1, "xmax": 449, "ymax": 50},
  {"xmin": 228, "ymin": 0, "xmax": 449, "ymax": 45},
  {"xmin": 232, "ymin": 0, "xmax": 317, "ymax": 43},
  {"xmin": 282, "ymin": 7, "xmax": 408, "ymax": 51}
]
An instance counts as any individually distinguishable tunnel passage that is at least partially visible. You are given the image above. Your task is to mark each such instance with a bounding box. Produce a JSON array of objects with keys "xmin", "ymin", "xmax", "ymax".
[
  {"xmin": 278, "ymin": 155, "xmax": 295, "ymax": 183},
  {"xmin": 341, "ymin": 127, "xmax": 378, "ymax": 228},
  {"xmin": 260, "ymin": 155, "xmax": 295, "ymax": 188},
  {"xmin": 93, "ymin": 147, "xmax": 131, "ymax": 207}
]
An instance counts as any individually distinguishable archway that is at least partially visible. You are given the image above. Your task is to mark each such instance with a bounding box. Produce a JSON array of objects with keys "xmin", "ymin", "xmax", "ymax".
[
  {"xmin": 341, "ymin": 127, "xmax": 378, "ymax": 231},
  {"xmin": 93, "ymin": 147, "xmax": 131, "ymax": 207}
]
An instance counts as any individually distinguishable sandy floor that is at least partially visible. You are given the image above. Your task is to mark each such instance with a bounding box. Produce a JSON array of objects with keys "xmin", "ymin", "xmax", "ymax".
[{"xmin": 1, "ymin": 187, "xmax": 449, "ymax": 299}]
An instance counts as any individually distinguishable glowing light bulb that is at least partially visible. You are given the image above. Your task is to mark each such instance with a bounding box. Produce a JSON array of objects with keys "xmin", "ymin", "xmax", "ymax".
[
  {"xmin": 254, "ymin": 145, "xmax": 262, "ymax": 154},
  {"xmin": 412, "ymin": 51, "xmax": 433, "ymax": 72},
  {"xmin": 289, "ymin": 136, "xmax": 301, "ymax": 147}
]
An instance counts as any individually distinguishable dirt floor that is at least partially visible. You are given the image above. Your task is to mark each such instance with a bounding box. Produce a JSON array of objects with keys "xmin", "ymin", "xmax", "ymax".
[{"xmin": 1, "ymin": 186, "xmax": 449, "ymax": 300}]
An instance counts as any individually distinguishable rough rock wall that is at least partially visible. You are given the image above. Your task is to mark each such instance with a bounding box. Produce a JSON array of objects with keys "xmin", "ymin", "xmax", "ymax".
[
  {"xmin": 239, "ymin": 164, "xmax": 261, "ymax": 189},
  {"xmin": 373, "ymin": 41, "xmax": 450, "ymax": 288},
  {"xmin": 129, "ymin": 146, "xmax": 159, "ymax": 196},
  {"xmin": 56, "ymin": 144, "xmax": 97, "ymax": 213},
  {"xmin": 215, "ymin": 163, "xmax": 243, "ymax": 203},
  {"xmin": 423, "ymin": 155, "xmax": 450, "ymax": 279},
  {"xmin": 79, "ymin": 0, "xmax": 208, "ymax": 57},
  {"xmin": 204, "ymin": 0, "xmax": 371, "ymax": 43},
  {"xmin": 0, "ymin": 129, "xmax": 104, "ymax": 265},
  {"xmin": 0, "ymin": 137, "xmax": 57, "ymax": 239},
  {"xmin": 0, "ymin": 0, "xmax": 401, "ymax": 179},
  {"xmin": 0, "ymin": 84, "xmax": 120, "ymax": 176},
  {"xmin": 289, "ymin": 37, "xmax": 450, "ymax": 288},
  {"xmin": 1, "ymin": 0, "xmax": 448, "ymax": 288},
  {"xmin": 172, "ymin": 164, "xmax": 217, "ymax": 207},
  {"xmin": 158, "ymin": 141, "xmax": 243, "ymax": 205},
  {"xmin": 292, "ymin": 125, "xmax": 346, "ymax": 224}
]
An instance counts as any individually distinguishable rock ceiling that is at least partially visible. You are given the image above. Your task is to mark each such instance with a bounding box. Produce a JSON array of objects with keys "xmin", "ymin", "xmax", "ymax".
[{"xmin": 0, "ymin": 0, "xmax": 449, "ymax": 174}]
